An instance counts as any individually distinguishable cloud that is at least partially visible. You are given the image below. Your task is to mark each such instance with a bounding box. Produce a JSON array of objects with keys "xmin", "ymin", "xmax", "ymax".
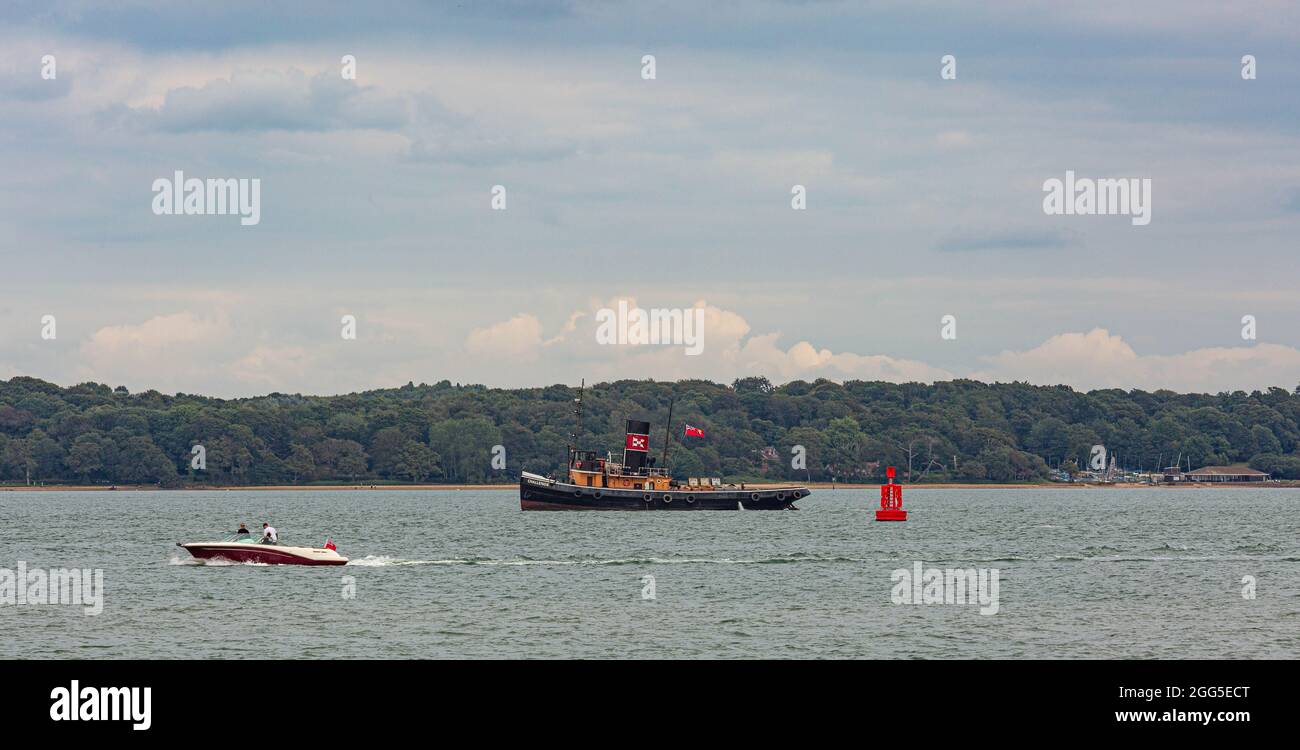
[
  {"xmin": 78, "ymin": 312, "xmax": 233, "ymax": 390},
  {"xmin": 10, "ymin": 297, "xmax": 1300, "ymax": 397},
  {"xmin": 81, "ymin": 311, "xmax": 227, "ymax": 357},
  {"xmin": 2, "ymin": 5, "xmax": 1299, "ymax": 399},
  {"xmin": 973, "ymin": 328, "xmax": 1300, "ymax": 393},
  {"xmin": 465, "ymin": 299, "xmax": 953, "ymax": 385},
  {"xmin": 402, "ymin": 91, "xmax": 579, "ymax": 165},
  {"xmin": 734, "ymin": 333, "xmax": 954, "ymax": 383},
  {"xmin": 0, "ymin": 65, "xmax": 71, "ymax": 102},
  {"xmin": 229, "ymin": 344, "xmax": 318, "ymax": 388},
  {"xmin": 461, "ymin": 309, "xmax": 1300, "ymax": 394},
  {"xmin": 465, "ymin": 313, "xmax": 548, "ymax": 361},
  {"xmin": 131, "ymin": 68, "xmax": 409, "ymax": 133},
  {"xmin": 112, "ymin": 65, "xmax": 578, "ymax": 164},
  {"xmin": 936, "ymin": 229, "xmax": 1075, "ymax": 253}
]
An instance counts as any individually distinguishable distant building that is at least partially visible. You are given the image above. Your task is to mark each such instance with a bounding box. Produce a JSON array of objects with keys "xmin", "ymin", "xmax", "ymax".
[{"xmin": 1184, "ymin": 466, "xmax": 1270, "ymax": 482}]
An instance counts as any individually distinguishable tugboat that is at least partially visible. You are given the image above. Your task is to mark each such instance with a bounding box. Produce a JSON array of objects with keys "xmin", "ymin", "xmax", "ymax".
[{"xmin": 519, "ymin": 383, "xmax": 810, "ymax": 510}]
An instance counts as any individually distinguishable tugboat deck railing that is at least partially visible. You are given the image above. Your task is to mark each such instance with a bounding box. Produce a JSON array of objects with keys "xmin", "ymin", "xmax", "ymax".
[
  {"xmin": 569, "ymin": 454, "xmax": 670, "ymax": 478},
  {"xmin": 604, "ymin": 463, "xmax": 670, "ymax": 478}
]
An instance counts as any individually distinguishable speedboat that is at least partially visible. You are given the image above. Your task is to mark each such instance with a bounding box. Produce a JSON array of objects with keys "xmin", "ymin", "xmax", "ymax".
[{"xmin": 177, "ymin": 535, "xmax": 348, "ymax": 566}]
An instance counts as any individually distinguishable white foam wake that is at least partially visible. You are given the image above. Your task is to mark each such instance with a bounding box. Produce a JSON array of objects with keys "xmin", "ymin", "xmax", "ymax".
[
  {"xmin": 347, "ymin": 555, "xmax": 468, "ymax": 567},
  {"xmin": 168, "ymin": 554, "xmax": 269, "ymax": 567},
  {"xmin": 345, "ymin": 554, "xmax": 870, "ymax": 567}
]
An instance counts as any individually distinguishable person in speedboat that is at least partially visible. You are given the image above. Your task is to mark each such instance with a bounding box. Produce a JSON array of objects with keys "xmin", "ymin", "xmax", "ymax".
[
  {"xmin": 260, "ymin": 522, "xmax": 278, "ymax": 544},
  {"xmin": 235, "ymin": 523, "xmax": 252, "ymax": 538}
]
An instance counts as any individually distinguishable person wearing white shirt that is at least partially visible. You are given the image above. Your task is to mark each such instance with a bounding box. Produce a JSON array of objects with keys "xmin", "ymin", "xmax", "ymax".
[{"xmin": 261, "ymin": 523, "xmax": 278, "ymax": 544}]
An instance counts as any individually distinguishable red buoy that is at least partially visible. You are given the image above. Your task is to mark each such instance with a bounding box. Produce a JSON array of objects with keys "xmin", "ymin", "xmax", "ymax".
[{"xmin": 876, "ymin": 466, "xmax": 907, "ymax": 521}]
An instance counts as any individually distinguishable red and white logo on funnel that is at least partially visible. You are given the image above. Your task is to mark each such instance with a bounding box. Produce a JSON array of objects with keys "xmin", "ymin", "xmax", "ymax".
[{"xmin": 626, "ymin": 433, "xmax": 649, "ymax": 451}]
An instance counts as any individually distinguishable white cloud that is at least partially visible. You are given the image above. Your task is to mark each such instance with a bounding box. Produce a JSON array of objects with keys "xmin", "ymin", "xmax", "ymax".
[
  {"xmin": 77, "ymin": 312, "xmax": 233, "ymax": 391},
  {"xmin": 229, "ymin": 345, "xmax": 318, "ymax": 388},
  {"xmin": 735, "ymin": 333, "xmax": 954, "ymax": 383},
  {"xmin": 458, "ymin": 310, "xmax": 1300, "ymax": 393},
  {"xmin": 81, "ymin": 312, "xmax": 227, "ymax": 360},
  {"xmin": 465, "ymin": 313, "xmax": 547, "ymax": 361},
  {"xmin": 134, "ymin": 68, "xmax": 410, "ymax": 133},
  {"xmin": 974, "ymin": 328, "xmax": 1300, "ymax": 392},
  {"xmin": 463, "ymin": 299, "xmax": 953, "ymax": 386},
  {"xmin": 7, "ymin": 281, "xmax": 1300, "ymax": 398}
]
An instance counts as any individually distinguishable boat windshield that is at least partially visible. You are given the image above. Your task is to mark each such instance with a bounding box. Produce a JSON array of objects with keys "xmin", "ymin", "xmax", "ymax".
[{"xmin": 223, "ymin": 533, "xmax": 278, "ymax": 544}]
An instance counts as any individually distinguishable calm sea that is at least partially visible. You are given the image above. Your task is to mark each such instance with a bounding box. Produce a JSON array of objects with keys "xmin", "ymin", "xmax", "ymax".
[{"xmin": 1, "ymin": 488, "xmax": 1296, "ymax": 659}]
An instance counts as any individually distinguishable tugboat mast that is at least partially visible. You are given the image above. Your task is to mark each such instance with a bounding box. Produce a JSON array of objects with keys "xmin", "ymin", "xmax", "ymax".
[
  {"xmin": 661, "ymin": 397, "xmax": 674, "ymax": 472},
  {"xmin": 568, "ymin": 378, "xmax": 584, "ymax": 467}
]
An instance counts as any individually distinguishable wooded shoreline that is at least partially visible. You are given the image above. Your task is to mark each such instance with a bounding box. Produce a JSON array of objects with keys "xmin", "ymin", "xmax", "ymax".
[{"xmin": 6, "ymin": 376, "xmax": 1300, "ymax": 488}]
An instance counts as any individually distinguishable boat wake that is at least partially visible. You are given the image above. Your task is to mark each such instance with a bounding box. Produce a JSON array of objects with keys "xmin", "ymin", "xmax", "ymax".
[
  {"xmin": 168, "ymin": 554, "xmax": 269, "ymax": 567},
  {"xmin": 347, "ymin": 554, "xmax": 875, "ymax": 567},
  {"xmin": 348, "ymin": 555, "xmax": 468, "ymax": 567},
  {"xmin": 346, "ymin": 552, "xmax": 1300, "ymax": 567}
]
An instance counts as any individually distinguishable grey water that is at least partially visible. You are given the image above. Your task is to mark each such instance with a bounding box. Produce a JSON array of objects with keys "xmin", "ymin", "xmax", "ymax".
[{"xmin": 1, "ymin": 488, "xmax": 1296, "ymax": 659}]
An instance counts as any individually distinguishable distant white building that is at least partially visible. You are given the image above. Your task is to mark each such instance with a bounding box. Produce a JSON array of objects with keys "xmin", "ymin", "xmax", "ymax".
[{"xmin": 1184, "ymin": 466, "xmax": 1270, "ymax": 482}]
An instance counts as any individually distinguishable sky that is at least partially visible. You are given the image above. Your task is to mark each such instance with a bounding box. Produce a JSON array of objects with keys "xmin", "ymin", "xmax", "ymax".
[{"xmin": 1, "ymin": 0, "xmax": 1299, "ymax": 397}]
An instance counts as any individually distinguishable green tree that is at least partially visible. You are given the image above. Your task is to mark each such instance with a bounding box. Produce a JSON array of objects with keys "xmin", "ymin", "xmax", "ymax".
[
  {"xmin": 1251, "ymin": 425, "xmax": 1282, "ymax": 455},
  {"xmin": 1, "ymin": 438, "xmax": 35, "ymax": 484},
  {"xmin": 26, "ymin": 429, "xmax": 66, "ymax": 480},
  {"xmin": 65, "ymin": 434, "xmax": 106, "ymax": 482},
  {"xmin": 6, "ymin": 374, "xmax": 1300, "ymax": 488},
  {"xmin": 286, "ymin": 444, "xmax": 316, "ymax": 482},
  {"xmin": 313, "ymin": 439, "xmax": 368, "ymax": 481},
  {"xmin": 429, "ymin": 418, "xmax": 502, "ymax": 483},
  {"xmin": 368, "ymin": 426, "xmax": 409, "ymax": 476},
  {"xmin": 394, "ymin": 442, "xmax": 440, "ymax": 482},
  {"xmin": 117, "ymin": 436, "xmax": 178, "ymax": 486}
]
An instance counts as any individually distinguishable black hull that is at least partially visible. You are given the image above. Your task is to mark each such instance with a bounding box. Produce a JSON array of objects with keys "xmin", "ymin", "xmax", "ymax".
[{"xmin": 520, "ymin": 475, "xmax": 807, "ymax": 510}]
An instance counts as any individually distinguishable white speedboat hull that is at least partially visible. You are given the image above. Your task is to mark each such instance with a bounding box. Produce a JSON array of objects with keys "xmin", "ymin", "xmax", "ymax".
[{"xmin": 178, "ymin": 541, "xmax": 348, "ymax": 566}]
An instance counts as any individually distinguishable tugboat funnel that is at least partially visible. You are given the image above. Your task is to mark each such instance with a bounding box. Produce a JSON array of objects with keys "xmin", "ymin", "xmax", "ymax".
[{"xmin": 623, "ymin": 419, "xmax": 651, "ymax": 472}]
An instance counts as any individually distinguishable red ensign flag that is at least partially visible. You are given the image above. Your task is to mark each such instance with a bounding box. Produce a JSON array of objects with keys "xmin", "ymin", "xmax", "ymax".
[{"xmin": 684, "ymin": 424, "xmax": 705, "ymax": 438}]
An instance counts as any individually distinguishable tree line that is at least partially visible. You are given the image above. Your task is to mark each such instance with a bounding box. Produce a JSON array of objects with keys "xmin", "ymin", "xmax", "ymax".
[{"xmin": 2, "ymin": 375, "xmax": 1300, "ymax": 487}]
